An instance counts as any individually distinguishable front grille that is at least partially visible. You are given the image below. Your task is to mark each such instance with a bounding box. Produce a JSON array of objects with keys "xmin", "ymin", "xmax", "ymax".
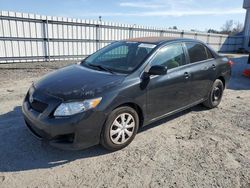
[
  {"xmin": 29, "ymin": 99, "xmax": 48, "ymax": 113},
  {"xmin": 27, "ymin": 87, "xmax": 49, "ymax": 113}
]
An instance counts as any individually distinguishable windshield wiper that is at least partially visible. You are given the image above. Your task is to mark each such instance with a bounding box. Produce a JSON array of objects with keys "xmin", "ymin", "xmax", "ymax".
[{"xmin": 87, "ymin": 64, "xmax": 115, "ymax": 74}]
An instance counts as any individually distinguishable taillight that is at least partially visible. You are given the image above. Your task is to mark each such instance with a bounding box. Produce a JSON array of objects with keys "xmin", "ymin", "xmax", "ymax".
[
  {"xmin": 243, "ymin": 69, "xmax": 250, "ymax": 77},
  {"xmin": 227, "ymin": 60, "xmax": 234, "ymax": 67}
]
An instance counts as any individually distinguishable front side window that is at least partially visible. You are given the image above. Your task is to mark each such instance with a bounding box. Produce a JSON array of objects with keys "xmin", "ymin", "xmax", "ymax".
[
  {"xmin": 150, "ymin": 43, "xmax": 186, "ymax": 70},
  {"xmin": 186, "ymin": 42, "xmax": 212, "ymax": 63},
  {"xmin": 82, "ymin": 42, "xmax": 156, "ymax": 74}
]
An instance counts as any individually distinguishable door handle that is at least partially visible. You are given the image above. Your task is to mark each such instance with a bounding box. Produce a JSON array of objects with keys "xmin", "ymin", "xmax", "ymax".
[
  {"xmin": 212, "ymin": 64, "xmax": 216, "ymax": 70},
  {"xmin": 184, "ymin": 72, "xmax": 190, "ymax": 79}
]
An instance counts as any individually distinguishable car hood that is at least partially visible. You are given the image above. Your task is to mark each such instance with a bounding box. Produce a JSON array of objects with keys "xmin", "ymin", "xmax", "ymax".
[{"xmin": 34, "ymin": 64, "xmax": 125, "ymax": 100}]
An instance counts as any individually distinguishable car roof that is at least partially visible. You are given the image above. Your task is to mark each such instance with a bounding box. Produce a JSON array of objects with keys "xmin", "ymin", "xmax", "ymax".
[{"xmin": 126, "ymin": 37, "xmax": 197, "ymax": 45}]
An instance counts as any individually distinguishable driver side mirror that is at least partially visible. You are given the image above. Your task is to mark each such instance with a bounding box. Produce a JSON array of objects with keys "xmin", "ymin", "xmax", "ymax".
[{"xmin": 148, "ymin": 65, "xmax": 167, "ymax": 75}]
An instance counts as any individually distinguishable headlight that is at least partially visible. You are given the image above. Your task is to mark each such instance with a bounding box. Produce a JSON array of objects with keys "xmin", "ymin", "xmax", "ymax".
[{"xmin": 54, "ymin": 97, "xmax": 102, "ymax": 117}]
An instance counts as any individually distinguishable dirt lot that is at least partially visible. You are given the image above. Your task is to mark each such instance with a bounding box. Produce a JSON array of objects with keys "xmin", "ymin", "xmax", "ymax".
[{"xmin": 0, "ymin": 55, "xmax": 250, "ymax": 188}]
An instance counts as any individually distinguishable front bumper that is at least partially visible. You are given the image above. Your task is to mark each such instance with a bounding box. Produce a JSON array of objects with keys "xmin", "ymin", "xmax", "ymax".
[{"xmin": 22, "ymin": 88, "xmax": 106, "ymax": 150}]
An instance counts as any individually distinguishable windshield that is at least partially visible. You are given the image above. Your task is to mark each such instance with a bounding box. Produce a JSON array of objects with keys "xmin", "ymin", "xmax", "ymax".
[{"xmin": 81, "ymin": 41, "xmax": 156, "ymax": 74}]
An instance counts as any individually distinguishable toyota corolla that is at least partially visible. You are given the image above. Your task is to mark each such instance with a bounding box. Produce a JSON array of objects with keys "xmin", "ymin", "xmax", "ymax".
[{"xmin": 22, "ymin": 37, "xmax": 231, "ymax": 151}]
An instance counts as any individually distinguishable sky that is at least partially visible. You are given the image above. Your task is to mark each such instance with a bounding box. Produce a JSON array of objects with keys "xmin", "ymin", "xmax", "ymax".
[{"xmin": 0, "ymin": 0, "xmax": 246, "ymax": 31}]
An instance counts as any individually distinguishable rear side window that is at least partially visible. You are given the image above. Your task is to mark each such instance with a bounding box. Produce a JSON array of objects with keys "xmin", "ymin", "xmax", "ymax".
[
  {"xmin": 186, "ymin": 42, "xmax": 213, "ymax": 63},
  {"xmin": 206, "ymin": 48, "xmax": 214, "ymax": 59}
]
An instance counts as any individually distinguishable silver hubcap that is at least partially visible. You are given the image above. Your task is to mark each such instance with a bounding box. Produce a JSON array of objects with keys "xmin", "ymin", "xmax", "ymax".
[{"xmin": 110, "ymin": 113, "xmax": 135, "ymax": 145}]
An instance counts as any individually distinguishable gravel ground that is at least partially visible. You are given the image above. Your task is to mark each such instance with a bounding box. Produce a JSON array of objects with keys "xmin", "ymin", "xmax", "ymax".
[{"xmin": 0, "ymin": 55, "xmax": 249, "ymax": 188}]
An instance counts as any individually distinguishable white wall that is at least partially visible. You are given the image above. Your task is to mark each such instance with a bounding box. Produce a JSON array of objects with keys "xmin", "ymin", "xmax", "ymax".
[{"xmin": 0, "ymin": 11, "xmax": 244, "ymax": 63}]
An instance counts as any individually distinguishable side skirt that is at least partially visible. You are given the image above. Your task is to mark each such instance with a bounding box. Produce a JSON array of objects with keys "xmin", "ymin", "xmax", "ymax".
[{"xmin": 143, "ymin": 99, "xmax": 206, "ymax": 126}]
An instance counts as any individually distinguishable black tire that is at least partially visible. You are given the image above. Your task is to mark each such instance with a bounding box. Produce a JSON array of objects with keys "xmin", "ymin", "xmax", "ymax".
[
  {"xmin": 100, "ymin": 106, "xmax": 139, "ymax": 151},
  {"xmin": 203, "ymin": 79, "xmax": 224, "ymax": 109}
]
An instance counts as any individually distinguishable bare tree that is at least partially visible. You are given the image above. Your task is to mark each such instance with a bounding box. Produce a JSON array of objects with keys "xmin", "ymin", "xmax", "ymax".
[
  {"xmin": 221, "ymin": 20, "xmax": 234, "ymax": 34},
  {"xmin": 207, "ymin": 29, "xmax": 220, "ymax": 34},
  {"xmin": 220, "ymin": 20, "xmax": 243, "ymax": 35},
  {"xmin": 168, "ymin": 26, "xmax": 178, "ymax": 30},
  {"xmin": 232, "ymin": 21, "xmax": 243, "ymax": 34}
]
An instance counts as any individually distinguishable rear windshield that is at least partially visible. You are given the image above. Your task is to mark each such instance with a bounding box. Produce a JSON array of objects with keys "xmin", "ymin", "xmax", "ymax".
[{"xmin": 81, "ymin": 41, "xmax": 156, "ymax": 74}]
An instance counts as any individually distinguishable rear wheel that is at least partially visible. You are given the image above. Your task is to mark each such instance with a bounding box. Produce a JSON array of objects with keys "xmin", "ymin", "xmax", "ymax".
[
  {"xmin": 100, "ymin": 106, "xmax": 139, "ymax": 151},
  {"xmin": 203, "ymin": 79, "xmax": 224, "ymax": 108}
]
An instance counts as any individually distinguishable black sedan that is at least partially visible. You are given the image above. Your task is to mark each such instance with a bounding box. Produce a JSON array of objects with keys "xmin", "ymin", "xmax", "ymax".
[{"xmin": 22, "ymin": 37, "xmax": 231, "ymax": 151}]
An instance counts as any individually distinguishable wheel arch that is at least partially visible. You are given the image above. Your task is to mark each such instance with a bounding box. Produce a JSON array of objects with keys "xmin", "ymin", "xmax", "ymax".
[
  {"xmin": 217, "ymin": 76, "xmax": 225, "ymax": 88},
  {"xmin": 115, "ymin": 102, "xmax": 144, "ymax": 127}
]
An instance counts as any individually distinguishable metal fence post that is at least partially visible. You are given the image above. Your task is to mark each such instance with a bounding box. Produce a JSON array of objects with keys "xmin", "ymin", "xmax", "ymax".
[
  {"xmin": 42, "ymin": 18, "xmax": 50, "ymax": 62},
  {"xmin": 194, "ymin": 33, "xmax": 198, "ymax": 39},
  {"xmin": 46, "ymin": 18, "xmax": 50, "ymax": 62},
  {"xmin": 96, "ymin": 24, "xmax": 100, "ymax": 51},
  {"xmin": 160, "ymin": 30, "xmax": 164, "ymax": 37},
  {"xmin": 1, "ymin": 18, "xmax": 7, "ymax": 59},
  {"xmin": 207, "ymin": 34, "xmax": 210, "ymax": 45},
  {"xmin": 219, "ymin": 35, "xmax": 223, "ymax": 51},
  {"xmin": 181, "ymin": 31, "xmax": 184, "ymax": 38},
  {"xmin": 129, "ymin": 27, "xmax": 133, "ymax": 38}
]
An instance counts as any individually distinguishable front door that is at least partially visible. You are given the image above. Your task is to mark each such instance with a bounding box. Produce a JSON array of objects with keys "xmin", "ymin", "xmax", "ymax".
[{"xmin": 145, "ymin": 43, "xmax": 191, "ymax": 121}]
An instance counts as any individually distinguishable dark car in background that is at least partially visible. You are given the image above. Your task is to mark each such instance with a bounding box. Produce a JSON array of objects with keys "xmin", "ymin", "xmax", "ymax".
[{"xmin": 22, "ymin": 37, "xmax": 232, "ymax": 151}]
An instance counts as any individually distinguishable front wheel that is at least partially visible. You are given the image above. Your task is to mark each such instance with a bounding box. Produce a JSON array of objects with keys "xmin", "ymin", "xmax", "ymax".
[
  {"xmin": 203, "ymin": 79, "xmax": 224, "ymax": 109},
  {"xmin": 100, "ymin": 106, "xmax": 139, "ymax": 151}
]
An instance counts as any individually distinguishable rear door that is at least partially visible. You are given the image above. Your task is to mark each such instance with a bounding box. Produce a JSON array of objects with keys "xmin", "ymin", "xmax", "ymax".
[
  {"xmin": 184, "ymin": 42, "xmax": 217, "ymax": 102},
  {"xmin": 145, "ymin": 43, "xmax": 192, "ymax": 121}
]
